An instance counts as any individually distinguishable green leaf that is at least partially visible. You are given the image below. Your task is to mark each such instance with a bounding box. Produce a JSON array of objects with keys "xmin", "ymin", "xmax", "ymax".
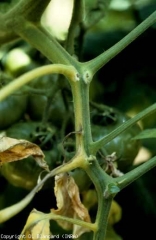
[{"xmin": 132, "ymin": 129, "xmax": 156, "ymax": 140}]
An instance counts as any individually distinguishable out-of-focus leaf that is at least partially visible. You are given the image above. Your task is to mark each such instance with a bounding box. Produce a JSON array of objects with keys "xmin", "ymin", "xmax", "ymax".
[
  {"xmin": 82, "ymin": 189, "xmax": 122, "ymax": 225},
  {"xmin": 82, "ymin": 190, "xmax": 97, "ymax": 210},
  {"xmin": 51, "ymin": 173, "xmax": 91, "ymax": 237},
  {"xmin": 20, "ymin": 209, "xmax": 50, "ymax": 240},
  {"xmin": 108, "ymin": 200, "xmax": 122, "ymax": 225},
  {"xmin": 132, "ymin": 129, "xmax": 156, "ymax": 140},
  {"xmin": 0, "ymin": 137, "xmax": 49, "ymax": 171},
  {"xmin": 0, "ymin": 0, "xmax": 20, "ymax": 14},
  {"xmin": 105, "ymin": 224, "xmax": 123, "ymax": 240}
]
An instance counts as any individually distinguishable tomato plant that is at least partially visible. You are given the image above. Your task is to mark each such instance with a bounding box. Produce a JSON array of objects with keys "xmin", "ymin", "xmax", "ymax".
[{"xmin": 0, "ymin": 1, "xmax": 156, "ymax": 240}]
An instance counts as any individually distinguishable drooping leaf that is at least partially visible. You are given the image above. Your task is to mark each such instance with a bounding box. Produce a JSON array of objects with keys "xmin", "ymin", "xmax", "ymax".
[
  {"xmin": 0, "ymin": 137, "xmax": 49, "ymax": 171},
  {"xmin": 20, "ymin": 209, "xmax": 50, "ymax": 240},
  {"xmin": 132, "ymin": 129, "xmax": 156, "ymax": 140},
  {"xmin": 51, "ymin": 173, "xmax": 91, "ymax": 237}
]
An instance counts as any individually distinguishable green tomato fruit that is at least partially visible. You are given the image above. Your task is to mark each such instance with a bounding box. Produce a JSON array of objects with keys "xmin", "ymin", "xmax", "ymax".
[
  {"xmin": 27, "ymin": 93, "xmax": 67, "ymax": 127},
  {"xmin": 0, "ymin": 94, "xmax": 27, "ymax": 130},
  {"xmin": 1, "ymin": 149, "xmax": 58, "ymax": 190},
  {"xmin": 91, "ymin": 105, "xmax": 141, "ymax": 172},
  {"xmin": 27, "ymin": 95, "xmax": 47, "ymax": 121},
  {"xmin": 6, "ymin": 121, "xmax": 39, "ymax": 140},
  {"xmin": 1, "ymin": 159, "xmax": 41, "ymax": 190}
]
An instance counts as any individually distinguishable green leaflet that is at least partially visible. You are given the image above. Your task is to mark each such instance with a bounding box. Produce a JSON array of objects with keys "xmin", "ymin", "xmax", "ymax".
[{"xmin": 132, "ymin": 129, "xmax": 156, "ymax": 140}]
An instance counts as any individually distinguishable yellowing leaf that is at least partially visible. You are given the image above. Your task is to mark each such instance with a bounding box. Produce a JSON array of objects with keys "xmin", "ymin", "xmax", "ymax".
[
  {"xmin": 51, "ymin": 173, "xmax": 91, "ymax": 236},
  {"xmin": 106, "ymin": 224, "xmax": 123, "ymax": 240},
  {"xmin": 20, "ymin": 209, "xmax": 50, "ymax": 240},
  {"xmin": 108, "ymin": 200, "xmax": 122, "ymax": 225},
  {"xmin": 0, "ymin": 137, "xmax": 49, "ymax": 171},
  {"xmin": 82, "ymin": 190, "xmax": 97, "ymax": 210}
]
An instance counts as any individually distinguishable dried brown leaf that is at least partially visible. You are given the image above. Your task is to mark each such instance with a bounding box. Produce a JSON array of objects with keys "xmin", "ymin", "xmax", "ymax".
[
  {"xmin": 21, "ymin": 209, "xmax": 50, "ymax": 240},
  {"xmin": 51, "ymin": 173, "xmax": 91, "ymax": 236},
  {"xmin": 0, "ymin": 137, "xmax": 49, "ymax": 171}
]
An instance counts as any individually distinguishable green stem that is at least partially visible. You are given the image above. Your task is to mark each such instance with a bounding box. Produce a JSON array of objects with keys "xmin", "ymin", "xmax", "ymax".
[
  {"xmin": 94, "ymin": 198, "xmax": 113, "ymax": 240},
  {"xmin": 0, "ymin": 64, "xmax": 78, "ymax": 101},
  {"xmin": 21, "ymin": 211, "xmax": 97, "ymax": 234},
  {"xmin": 84, "ymin": 0, "xmax": 111, "ymax": 29},
  {"xmin": 70, "ymin": 78, "xmax": 92, "ymax": 153},
  {"xmin": 6, "ymin": 16, "xmax": 79, "ymax": 66},
  {"xmin": 48, "ymin": 213, "xmax": 97, "ymax": 232},
  {"xmin": 83, "ymin": 11, "xmax": 156, "ymax": 75},
  {"xmin": 90, "ymin": 103, "xmax": 156, "ymax": 154},
  {"xmin": 65, "ymin": 0, "xmax": 84, "ymax": 54},
  {"xmin": 116, "ymin": 156, "xmax": 156, "ymax": 190},
  {"xmin": 6, "ymin": 0, "xmax": 51, "ymax": 22},
  {"xmin": 0, "ymin": 0, "xmax": 51, "ymax": 44},
  {"xmin": 0, "ymin": 15, "xmax": 19, "ymax": 44}
]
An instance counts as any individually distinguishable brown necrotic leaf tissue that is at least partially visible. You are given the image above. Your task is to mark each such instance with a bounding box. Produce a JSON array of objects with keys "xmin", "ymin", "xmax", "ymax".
[{"xmin": 0, "ymin": 137, "xmax": 49, "ymax": 171}]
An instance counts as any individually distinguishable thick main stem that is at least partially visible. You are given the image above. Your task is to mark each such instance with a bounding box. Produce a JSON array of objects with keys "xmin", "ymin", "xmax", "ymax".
[
  {"xmin": 70, "ymin": 78, "xmax": 92, "ymax": 154},
  {"xmin": 93, "ymin": 198, "xmax": 113, "ymax": 240},
  {"xmin": 84, "ymin": 160, "xmax": 114, "ymax": 240},
  {"xmin": 70, "ymin": 70, "xmax": 117, "ymax": 240}
]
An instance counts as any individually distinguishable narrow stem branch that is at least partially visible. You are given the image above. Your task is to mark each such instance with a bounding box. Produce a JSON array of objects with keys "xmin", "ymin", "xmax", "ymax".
[
  {"xmin": 84, "ymin": 0, "xmax": 111, "ymax": 29},
  {"xmin": 21, "ymin": 212, "xmax": 97, "ymax": 234},
  {"xmin": 48, "ymin": 213, "xmax": 97, "ymax": 232},
  {"xmin": 0, "ymin": 64, "xmax": 78, "ymax": 101},
  {"xmin": 65, "ymin": 0, "xmax": 84, "ymax": 54},
  {"xmin": 6, "ymin": 16, "xmax": 79, "ymax": 66},
  {"xmin": 116, "ymin": 156, "xmax": 156, "ymax": 190},
  {"xmin": 83, "ymin": 11, "xmax": 156, "ymax": 75},
  {"xmin": 90, "ymin": 103, "xmax": 156, "ymax": 154},
  {"xmin": 0, "ymin": 0, "xmax": 51, "ymax": 44},
  {"xmin": 5, "ymin": 0, "xmax": 51, "ymax": 22}
]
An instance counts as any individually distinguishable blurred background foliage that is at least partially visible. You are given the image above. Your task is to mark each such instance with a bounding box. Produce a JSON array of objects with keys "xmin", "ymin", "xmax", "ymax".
[{"xmin": 0, "ymin": 0, "xmax": 156, "ymax": 239}]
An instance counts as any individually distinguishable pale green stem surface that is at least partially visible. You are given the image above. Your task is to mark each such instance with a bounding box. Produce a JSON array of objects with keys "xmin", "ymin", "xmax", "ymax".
[{"xmin": 0, "ymin": 64, "xmax": 78, "ymax": 101}]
